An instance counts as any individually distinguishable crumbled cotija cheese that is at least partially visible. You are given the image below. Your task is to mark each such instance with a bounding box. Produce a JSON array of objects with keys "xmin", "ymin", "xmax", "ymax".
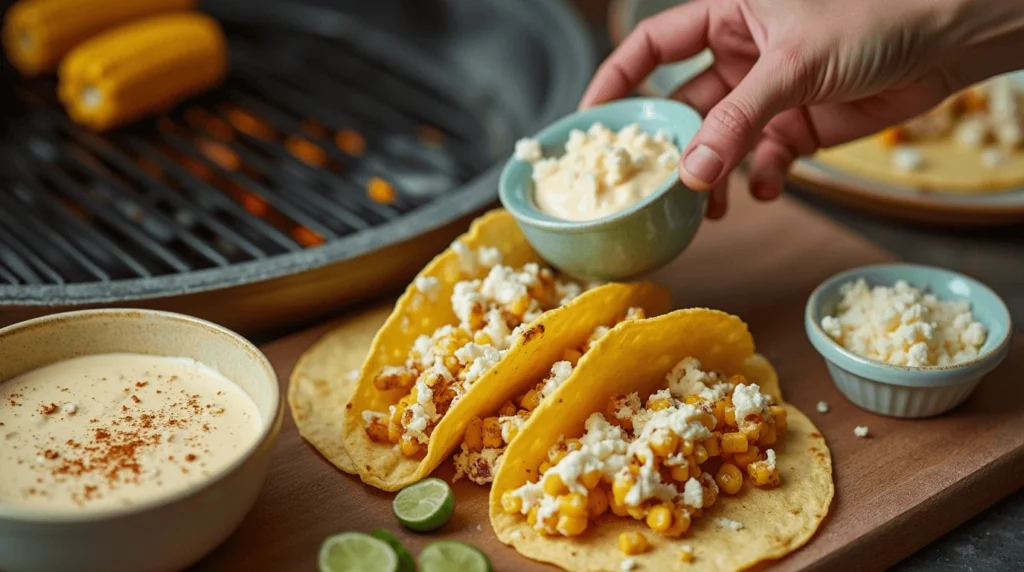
[
  {"xmin": 821, "ymin": 278, "xmax": 987, "ymax": 367},
  {"xmin": 854, "ymin": 426, "xmax": 870, "ymax": 438},
  {"xmin": 816, "ymin": 400, "xmax": 830, "ymax": 414},
  {"xmin": 714, "ymin": 517, "xmax": 744, "ymax": 531},
  {"xmin": 516, "ymin": 123, "xmax": 681, "ymax": 221},
  {"xmin": 620, "ymin": 558, "xmax": 637, "ymax": 571},
  {"xmin": 414, "ymin": 276, "xmax": 441, "ymax": 300}
]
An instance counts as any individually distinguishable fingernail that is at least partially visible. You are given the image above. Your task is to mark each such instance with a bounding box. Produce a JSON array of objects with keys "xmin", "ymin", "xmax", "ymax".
[{"xmin": 682, "ymin": 145, "xmax": 724, "ymax": 185}]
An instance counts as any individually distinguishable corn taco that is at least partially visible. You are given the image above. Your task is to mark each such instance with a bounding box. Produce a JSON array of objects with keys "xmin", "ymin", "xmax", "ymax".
[
  {"xmin": 490, "ymin": 308, "xmax": 833, "ymax": 572},
  {"xmin": 337, "ymin": 210, "xmax": 671, "ymax": 491}
]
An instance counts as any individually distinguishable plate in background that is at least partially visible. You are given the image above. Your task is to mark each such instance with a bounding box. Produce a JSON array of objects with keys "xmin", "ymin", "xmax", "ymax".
[{"xmin": 608, "ymin": 0, "xmax": 1024, "ymax": 226}]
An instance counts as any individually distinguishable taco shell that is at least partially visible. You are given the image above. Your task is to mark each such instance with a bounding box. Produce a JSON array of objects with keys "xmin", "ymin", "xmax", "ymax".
[
  {"xmin": 490, "ymin": 308, "xmax": 833, "ymax": 572},
  {"xmin": 336, "ymin": 209, "xmax": 672, "ymax": 491}
]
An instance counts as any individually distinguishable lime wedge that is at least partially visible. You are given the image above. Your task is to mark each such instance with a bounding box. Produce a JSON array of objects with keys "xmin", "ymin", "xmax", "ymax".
[
  {"xmin": 392, "ymin": 477, "xmax": 455, "ymax": 532},
  {"xmin": 419, "ymin": 540, "xmax": 492, "ymax": 572},
  {"xmin": 371, "ymin": 529, "xmax": 416, "ymax": 572},
  {"xmin": 318, "ymin": 532, "xmax": 398, "ymax": 572}
]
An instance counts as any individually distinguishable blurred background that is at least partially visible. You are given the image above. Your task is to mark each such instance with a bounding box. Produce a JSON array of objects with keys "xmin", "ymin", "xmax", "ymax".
[{"xmin": 0, "ymin": 0, "xmax": 1021, "ymax": 570}]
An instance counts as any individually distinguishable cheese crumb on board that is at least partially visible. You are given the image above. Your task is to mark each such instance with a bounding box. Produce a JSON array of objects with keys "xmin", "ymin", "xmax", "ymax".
[
  {"xmin": 816, "ymin": 401, "xmax": 830, "ymax": 414},
  {"xmin": 854, "ymin": 426, "xmax": 870, "ymax": 438}
]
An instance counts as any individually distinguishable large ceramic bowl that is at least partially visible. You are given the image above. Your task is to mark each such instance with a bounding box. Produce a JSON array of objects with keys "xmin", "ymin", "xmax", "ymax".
[
  {"xmin": 499, "ymin": 97, "xmax": 706, "ymax": 280},
  {"xmin": 805, "ymin": 264, "xmax": 1013, "ymax": 418},
  {"xmin": 0, "ymin": 309, "xmax": 282, "ymax": 572}
]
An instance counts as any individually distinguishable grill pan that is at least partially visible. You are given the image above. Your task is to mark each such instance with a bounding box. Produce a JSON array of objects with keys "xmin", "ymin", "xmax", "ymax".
[{"xmin": 0, "ymin": 0, "xmax": 595, "ymax": 338}]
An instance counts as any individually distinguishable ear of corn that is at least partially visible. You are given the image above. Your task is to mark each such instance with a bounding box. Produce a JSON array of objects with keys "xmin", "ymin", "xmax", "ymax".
[
  {"xmin": 58, "ymin": 12, "xmax": 228, "ymax": 132},
  {"xmin": 2, "ymin": 0, "xmax": 194, "ymax": 76}
]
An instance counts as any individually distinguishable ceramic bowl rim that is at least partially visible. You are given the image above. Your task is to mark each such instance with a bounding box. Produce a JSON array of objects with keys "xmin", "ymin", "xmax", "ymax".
[
  {"xmin": 805, "ymin": 263, "xmax": 1014, "ymax": 387},
  {"xmin": 0, "ymin": 308, "xmax": 282, "ymax": 524},
  {"xmin": 498, "ymin": 97, "xmax": 703, "ymax": 234}
]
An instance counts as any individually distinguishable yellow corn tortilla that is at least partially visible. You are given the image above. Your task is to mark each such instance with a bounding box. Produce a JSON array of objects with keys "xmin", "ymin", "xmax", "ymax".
[
  {"xmin": 337, "ymin": 209, "xmax": 672, "ymax": 491},
  {"xmin": 815, "ymin": 136, "xmax": 1024, "ymax": 192},
  {"xmin": 490, "ymin": 308, "xmax": 833, "ymax": 572},
  {"xmin": 289, "ymin": 303, "xmax": 393, "ymax": 474}
]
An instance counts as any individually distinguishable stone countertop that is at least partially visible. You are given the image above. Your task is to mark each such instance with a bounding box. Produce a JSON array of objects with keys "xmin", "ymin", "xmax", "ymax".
[{"xmin": 791, "ymin": 190, "xmax": 1024, "ymax": 572}]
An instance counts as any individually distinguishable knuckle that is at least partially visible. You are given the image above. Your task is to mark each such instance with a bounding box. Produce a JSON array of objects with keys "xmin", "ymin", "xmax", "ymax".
[{"xmin": 705, "ymin": 100, "xmax": 756, "ymax": 141}]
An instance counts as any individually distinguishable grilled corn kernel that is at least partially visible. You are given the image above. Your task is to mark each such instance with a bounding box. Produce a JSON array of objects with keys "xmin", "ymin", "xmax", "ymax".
[
  {"xmin": 544, "ymin": 473, "xmax": 568, "ymax": 496},
  {"xmin": 498, "ymin": 400, "xmax": 518, "ymax": 417},
  {"xmin": 556, "ymin": 514, "xmax": 588, "ymax": 537},
  {"xmin": 399, "ymin": 437, "xmax": 422, "ymax": 456},
  {"xmin": 646, "ymin": 503, "xmax": 673, "ymax": 533},
  {"xmin": 748, "ymin": 460, "xmax": 781, "ymax": 488},
  {"xmin": 3, "ymin": 0, "xmax": 194, "ymax": 76},
  {"xmin": 58, "ymin": 13, "xmax": 228, "ymax": 132},
  {"xmin": 509, "ymin": 295, "xmax": 531, "ymax": 318},
  {"xmin": 769, "ymin": 405, "xmax": 787, "ymax": 433},
  {"xmin": 527, "ymin": 506, "xmax": 539, "ymax": 526},
  {"xmin": 724, "ymin": 406, "xmax": 737, "ymax": 427},
  {"xmin": 648, "ymin": 397, "xmax": 672, "ymax": 411},
  {"xmin": 588, "ymin": 488, "xmax": 609, "ymax": 517},
  {"xmin": 387, "ymin": 421, "xmax": 402, "ymax": 443},
  {"xmin": 612, "ymin": 476, "xmax": 633, "ymax": 506},
  {"xmin": 703, "ymin": 433, "xmax": 721, "ymax": 457},
  {"xmin": 700, "ymin": 413, "xmax": 717, "ymax": 432},
  {"xmin": 626, "ymin": 505, "xmax": 647, "ymax": 520},
  {"xmin": 716, "ymin": 462, "xmax": 743, "ymax": 495},
  {"xmin": 693, "ymin": 443, "xmax": 709, "ymax": 465},
  {"xmin": 720, "ymin": 432, "xmax": 749, "ymax": 454},
  {"xmin": 565, "ymin": 438, "xmax": 583, "ymax": 452},
  {"xmin": 482, "ymin": 417, "xmax": 503, "ymax": 448},
  {"xmin": 501, "ymin": 490, "xmax": 522, "ymax": 514},
  {"xmin": 608, "ymin": 488, "xmax": 630, "ymax": 517},
  {"xmin": 463, "ymin": 417, "xmax": 484, "ymax": 452},
  {"xmin": 581, "ymin": 470, "xmax": 602, "ymax": 490},
  {"xmin": 732, "ymin": 445, "xmax": 761, "ymax": 469},
  {"xmin": 519, "ymin": 389, "xmax": 542, "ymax": 411},
  {"xmin": 365, "ymin": 418, "xmax": 389, "ymax": 443},
  {"xmin": 879, "ymin": 126, "xmax": 908, "ymax": 147},
  {"xmin": 667, "ymin": 509, "xmax": 692, "ymax": 537},
  {"xmin": 759, "ymin": 422, "xmax": 778, "ymax": 445},
  {"xmin": 680, "ymin": 439, "xmax": 695, "ymax": 456},
  {"xmin": 538, "ymin": 461, "xmax": 552, "ymax": 475},
  {"xmin": 650, "ymin": 431, "xmax": 679, "ymax": 457},
  {"xmin": 680, "ymin": 546, "xmax": 695, "ymax": 562},
  {"xmin": 549, "ymin": 449, "xmax": 568, "ymax": 465},
  {"xmin": 558, "ymin": 493, "xmax": 588, "ymax": 517},
  {"xmin": 670, "ymin": 464, "xmax": 689, "ymax": 483},
  {"xmin": 702, "ymin": 478, "xmax": 719, "ymax": 508},
  {"xmin": 712, "ymin": 400, "xmax": 728, "ymax": 428},
  {"xmin": 618, "ymin": 531, "xmax": 649, "ymax": 555},
  {"xmin": 562, "ymin": 348, "xmax": 583, "ymax": 365}
]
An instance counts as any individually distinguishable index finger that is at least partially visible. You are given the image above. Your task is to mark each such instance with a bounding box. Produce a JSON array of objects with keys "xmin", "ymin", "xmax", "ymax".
[{"xmin": 580, "ymin": 1, "xmax": 711, "ymax": 109}]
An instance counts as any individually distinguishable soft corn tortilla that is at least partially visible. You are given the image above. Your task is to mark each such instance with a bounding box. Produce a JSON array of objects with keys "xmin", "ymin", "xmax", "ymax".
[
  {"xmin": 289, "ymin": 303, "xmax": 393, "ymax": 474},
  {"xmin": 334, "ymin": 209, "xmax": 672, "ymax": 491},
  {"xmin": 490, "ymin": 308, "xmax": 833, "ymax": 572},
  {"xmin": 814, "ymin": 136, "xmax": 1024, "ymax": 192}
]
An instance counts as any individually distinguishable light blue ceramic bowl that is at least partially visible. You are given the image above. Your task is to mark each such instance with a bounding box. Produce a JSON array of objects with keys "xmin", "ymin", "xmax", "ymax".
[
  {"xmin": 498, "ymin": 97, "xmax": 706, "ymax": 280},
  {"xmin": 806, "ymin": 263, "xmax": 1013, "ymax": 418}
]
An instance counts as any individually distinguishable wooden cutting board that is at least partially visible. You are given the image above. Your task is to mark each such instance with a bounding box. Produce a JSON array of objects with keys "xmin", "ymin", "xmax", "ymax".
[{"xmin": 190, "ymin": 176, "xmax": 1024, "ymax": 572}]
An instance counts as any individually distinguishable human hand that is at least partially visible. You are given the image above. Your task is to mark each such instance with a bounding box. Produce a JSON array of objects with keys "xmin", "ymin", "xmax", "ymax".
[{"xmin": 581, "ymin": 0, "xmax": 1024, "ymax": 218}]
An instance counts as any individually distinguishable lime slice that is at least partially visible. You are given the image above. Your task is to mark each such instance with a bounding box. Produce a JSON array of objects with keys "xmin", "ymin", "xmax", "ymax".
[
  {"xmin": 370, "ymin": 529, "xmax": 416, "ymax": 572},
  {"xmin": 318, "ymin": 532, "xmax": 398, "ymax": 572},
  {"xmin": 392, "ymin": 477, "xmax": 455, "ymax": 532},
  {"xmin": 419, "ymin": 540, "xmax": 492, "ymax": 572}
]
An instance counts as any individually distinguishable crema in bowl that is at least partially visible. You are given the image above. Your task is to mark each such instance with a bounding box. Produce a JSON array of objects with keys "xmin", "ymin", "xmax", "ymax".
[
  {"xmin": 0, "ymin": 353, "xmax": 262, "ymax": 512},
  {"xmin": 515, "ymin": 122, "xmax": 681, "ymax": 222}
]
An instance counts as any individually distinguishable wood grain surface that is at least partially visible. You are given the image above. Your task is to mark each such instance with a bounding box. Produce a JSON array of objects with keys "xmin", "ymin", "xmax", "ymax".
[{"xmin": 190, "ymin": 177, "xmax": 1024, "ymax": 571}]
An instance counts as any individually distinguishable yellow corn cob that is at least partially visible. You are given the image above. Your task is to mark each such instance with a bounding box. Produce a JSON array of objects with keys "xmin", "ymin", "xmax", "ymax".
[
  {"xmin": 2, "ymin": 0, "xmax": 194, "ymax": 76},
  {"xmin": 58, "ymin": 13, "xmax": 228, "ymax": 132}
]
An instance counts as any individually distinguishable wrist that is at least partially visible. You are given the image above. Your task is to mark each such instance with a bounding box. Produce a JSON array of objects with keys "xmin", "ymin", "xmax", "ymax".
[{"xmin": 938, "ymin": 0, "xmax": 1024, "ymax": 86}]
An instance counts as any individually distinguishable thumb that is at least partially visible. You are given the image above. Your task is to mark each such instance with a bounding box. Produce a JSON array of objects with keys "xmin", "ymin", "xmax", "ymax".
[{"xmin": 679, "ymin": 58, "xmax": 800, "ymax": 191}]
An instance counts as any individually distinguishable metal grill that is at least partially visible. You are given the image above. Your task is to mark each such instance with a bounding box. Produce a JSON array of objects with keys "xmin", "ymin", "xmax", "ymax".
[
  {"xmin": 0, "ymin": 0, "xmax": 594, "ymax": 336},
  {"xmin": 0, "ymin": 9, "xmax": 494, "ymax": 289}
]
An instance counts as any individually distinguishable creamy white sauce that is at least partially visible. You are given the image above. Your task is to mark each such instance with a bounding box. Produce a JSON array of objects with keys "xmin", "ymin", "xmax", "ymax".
[
  {"xmin": 517, "ymin": 123, "xmax": 681, "ymax": 221},
  {"xmin": 0, "ymin": 353, "xmax": 261, "ymax": 512}
]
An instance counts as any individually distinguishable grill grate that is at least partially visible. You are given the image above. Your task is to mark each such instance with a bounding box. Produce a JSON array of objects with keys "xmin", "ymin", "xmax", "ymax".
[{"xmin": 0, "ymin": 9, "xmax": 495, "ymax": 288}]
